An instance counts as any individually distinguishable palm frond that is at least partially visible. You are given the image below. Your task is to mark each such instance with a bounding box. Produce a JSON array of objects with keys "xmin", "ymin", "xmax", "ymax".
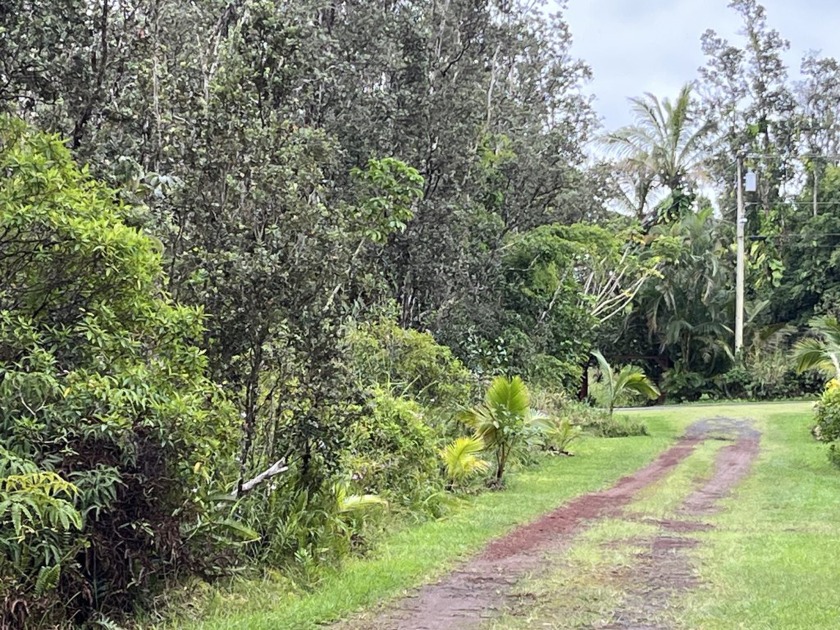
[
  {"xmin": 336, "ymin": 488, "xmax": 388, "ymax": 514},
  {"xmin": 810, "ymin": 315, "xmax": 840, "ymax": 346},
  {"xmin": 591, "ymin": 350, "xmax": 612, "ymax": 382},
  {"xmin": 591, "ymin": 349, "xmax": 615, "ymax": 402},
  {"xmin": 440, "ymin": 436, "xmax": 490, "ymax": 482},
  {"xmin": 615, "ymin": 365, "xmax": 661, "ymax": 400},
  {"xmin": 792, "ymin": 338, "xmax": 840, "ymax": 377},
  {"xmin": 485, "ymin": 375, "xmax": 530, "ymax": 417},
  {"xmin": 460, "ymin": 405, "xmax": 498, "ymax": 446}
]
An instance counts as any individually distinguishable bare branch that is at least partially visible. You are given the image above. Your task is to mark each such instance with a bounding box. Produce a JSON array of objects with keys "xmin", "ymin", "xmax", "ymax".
[{"xmin": 231, "ymin": 458, "xmax": 289, "ymax": 498}]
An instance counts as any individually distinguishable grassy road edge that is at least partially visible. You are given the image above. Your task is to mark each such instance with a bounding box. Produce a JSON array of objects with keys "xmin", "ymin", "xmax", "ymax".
[{"xmin": 165, "ymin": 414, "xmax": 692, "ymax": 630}]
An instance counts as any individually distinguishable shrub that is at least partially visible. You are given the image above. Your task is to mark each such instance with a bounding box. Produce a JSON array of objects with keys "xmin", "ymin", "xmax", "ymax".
[
  {"xmin": 527, "ymin": 354, "xmax": 583, "ymax": 398},
  {"xmin": 535, "ymin": 417, "xmax": 583, "ymax": 455},
  {"xmin": 345, "ymin": 388, "xmax": 441, "ymax": 508},
  {"xmin": 0, "ymin": 118, "xmax": 238, "ymax": 625},
  {"xmin": 587, "ymin": 416, "xmax": 650, "ymax": 438},
  {"xmin": 239, "ymin": 481, "xmax": 388, "ymax": 577},
  {"xmin": 716, "ymin": 361, "xmax": 823, "ymax": 401},
  {"xmin": 815, "ymin": 380, "xmax": 840, "ymax": 442},
  {"xmin": 530, "ymin": 387, "xmax": 572, "ymax": 417},
  {"xmin": 661, "ymin": 366, "xmax": 710, "ymax": 402},
  {"xmin": 346, "ymin": 318, "xmax": 475, "ymax": 410},
  {"xmin": 561, "ymin": 402, "xmax": 649, "ymax": 438},
  {"xmin": 828, "ymin": 443, "xmax": 840, "ymax": 470}
]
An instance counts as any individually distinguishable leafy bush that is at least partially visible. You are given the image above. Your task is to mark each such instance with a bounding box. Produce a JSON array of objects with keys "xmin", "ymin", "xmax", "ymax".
[
  {"xmin": 587, "ymin": 416, "xmax": 650, "ymax": 438},
  {"xmin": 347, "ymin": 318, "xmax": 475, "ymax": 410},
  {"xmin": 814, "ymin": 380, "xmax": 840, "ymax": 442},
  {"xmin": 534, "ymin": 417, "xmax": 583, "ymax": 454},
  {"xmin": 716, "ymin": 361, "xmax": 822, "ymax": 401},
  {"xmin": 345, "ymin": 388, "xmax": 441, "ymax": 508},
  {"xmin": 529, "ymin": 387, "xmax": 572, "ymax": 417},
  {"xmin": 526, "ymin": 354, "xmax": 584, "ymax": 398},
  {"xmin": 239, "ymin": 484, "xmax": 378, "ymax": 578},
  {"xmin": 0, "ymin": 448, "xmax": 83, "ymax": 614},
  {"xmin": 661, "ymin": 366, "xmax": 711, "ymax": 402},
  {"xmin": 0, "ymin": 119, "xmax": 238, "ymax": 625},
  {"xmin": 561, "ymin": 402, "xmax": 649, "ymax": 438},
  {"xmin": 828, "ymin": 443, "xmax": 840, "ymax": 470}
]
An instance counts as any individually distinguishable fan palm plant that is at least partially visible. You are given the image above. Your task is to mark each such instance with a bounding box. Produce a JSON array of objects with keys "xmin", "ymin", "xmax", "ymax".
[
  {"xmin": 459, "ymin": 376, "xmax": 541, "ymax": 485},
  {"xmin": 592, "ymin": 350, "xmax": 660, "ymax": 417},
  {"xmin": 792, "ymin": 316, "xmax": 840, "ymax": 380},
  {"xmin": 440, "ymin": 436, "xmax": 490, "ymax": 489}
]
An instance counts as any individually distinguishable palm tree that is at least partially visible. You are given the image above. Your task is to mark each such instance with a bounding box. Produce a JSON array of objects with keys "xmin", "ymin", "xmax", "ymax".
[
  {"xmin": 603, "ymin": 84, "xmax": 715, "ymax": 221},
  {"xmin": 592, "ymin": 350, "xmax": 660, "ymax": 416},
  {"xmin": 459, "ymin": 376, "xmax": 541, "ymax": 485},
  {"xmin": 793, "ymin": 316, "xmax": 840, "ymax": 380}
]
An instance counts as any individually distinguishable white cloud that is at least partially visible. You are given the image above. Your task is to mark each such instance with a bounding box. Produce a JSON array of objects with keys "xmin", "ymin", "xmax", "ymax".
[{"xmin": 561, "ymin": 0, "xmax": 840, "ymax": 131}]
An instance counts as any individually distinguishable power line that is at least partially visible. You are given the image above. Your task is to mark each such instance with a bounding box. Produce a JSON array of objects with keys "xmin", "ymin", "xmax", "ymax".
[{"xmin": 744, "ymin": 201, "xmax": 840, "ymax": 206}]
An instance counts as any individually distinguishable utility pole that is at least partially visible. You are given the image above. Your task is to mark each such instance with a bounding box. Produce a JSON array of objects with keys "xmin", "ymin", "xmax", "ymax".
[{"xmin": 735, "ymin": 156, "xmax": 745, "ymax": 355}]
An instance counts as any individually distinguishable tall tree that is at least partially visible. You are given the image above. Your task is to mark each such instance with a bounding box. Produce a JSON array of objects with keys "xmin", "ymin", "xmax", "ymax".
[
  {"xmin": 797, "ymin": 53, "xmax": 840, "ymax": 217},
  {"xmin": 603, "ymin": 84, "xmax": 715, "ymax": 222},
  {"xmin": 699, "ymin": 0, "xmax": 798, "ymax": 220}
]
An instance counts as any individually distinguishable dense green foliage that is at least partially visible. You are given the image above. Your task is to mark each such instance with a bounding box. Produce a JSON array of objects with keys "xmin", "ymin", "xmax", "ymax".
[
  {"xmin": 346, "ymin": 388, "xmax": 439, "ymax": 508},
  {"xmin": 3, "ymin": 0, "xmax": 840, "ymax": 626},
  {"xmin": 814, "ymin": 381, "xmax": 840, "ymax": 443},
  {"xmin": 0, "ymin": 119, "xmax": 238, "ymax": 625},
  {"xmin": 346, "ymin": 317, "xmax": 474, "ymax": 411}
]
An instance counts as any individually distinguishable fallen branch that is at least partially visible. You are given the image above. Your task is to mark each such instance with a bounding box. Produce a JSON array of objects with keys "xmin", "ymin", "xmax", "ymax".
[{"xmin": 232, "ymin": 458, "xmax": 288, "ymax": 498}]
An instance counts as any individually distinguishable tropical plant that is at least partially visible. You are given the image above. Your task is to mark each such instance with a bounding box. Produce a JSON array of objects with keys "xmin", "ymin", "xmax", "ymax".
[
  {"xmin": 592, "ymin": 351, "xmax": 660, "ymax": 416},
  {"xmin": 0, "ymin": 448, "xmax": 84, "ymax": 605},
  {"xmin": 626, "ymin": 206, "xmax": 735, "ymax": 398},
  {"xmin": 459, "ymin": 376, "xmax": 543, "ymax": 485},
  {"xmin": 603, "ymin": 84, "xmax": 715, "ymax": 221},
  {"xmin": 814, "ymin": 380, "xmax": 840, "ymax": 442},
  {"xmin": 440, "ymin": 437, "xmax": 490, "ymax": 489},
  {"xmin": 828, "ymin": 443, "xmax": 840, "ymax": 470},
  {"xmin": 792, "ymin": 316, "xmax": 840, "ymax": 380},
  {"xmin": 534, "ymin": 417, "xmax": 583, "ymax": 455}
]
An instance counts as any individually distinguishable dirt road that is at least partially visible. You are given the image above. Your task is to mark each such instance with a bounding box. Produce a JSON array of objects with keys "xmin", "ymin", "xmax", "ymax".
[{"xmin": 336, "ymin": 417, "xmax": 760, "ymax": 630}]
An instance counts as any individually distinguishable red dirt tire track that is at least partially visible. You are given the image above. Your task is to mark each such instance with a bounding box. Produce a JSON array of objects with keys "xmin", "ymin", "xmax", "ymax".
[{"xmin": 339, "ymin": 434, "xmax": 707, "ymax": 630}]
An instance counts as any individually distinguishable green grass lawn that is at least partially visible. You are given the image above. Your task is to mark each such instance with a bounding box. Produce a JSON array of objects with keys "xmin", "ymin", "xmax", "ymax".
[
  {"xmin": 488, "ymin": 401, "xmax": 840, "ymax": 630},
  {"xmin": 680, "ymin": 403, "xmax": 840, "ymax": 629},
  {"xmin": 159, "ymin": 412, "xmax": 695, "ymax": 630},
  {"xmin": 159, "ymin": 401, "xmax": 839, "ymax": 630}
]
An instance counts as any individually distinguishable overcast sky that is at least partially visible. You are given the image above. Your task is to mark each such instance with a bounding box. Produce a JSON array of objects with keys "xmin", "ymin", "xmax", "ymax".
[{"xmin": 561, "ymin": 0, "xmax": 840, "ymax": 132}]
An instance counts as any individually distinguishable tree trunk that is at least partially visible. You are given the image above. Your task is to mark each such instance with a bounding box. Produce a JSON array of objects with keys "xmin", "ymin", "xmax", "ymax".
[{"xmin": 578, "ymin": 363, "xmax": 590, "ymax": 401}]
